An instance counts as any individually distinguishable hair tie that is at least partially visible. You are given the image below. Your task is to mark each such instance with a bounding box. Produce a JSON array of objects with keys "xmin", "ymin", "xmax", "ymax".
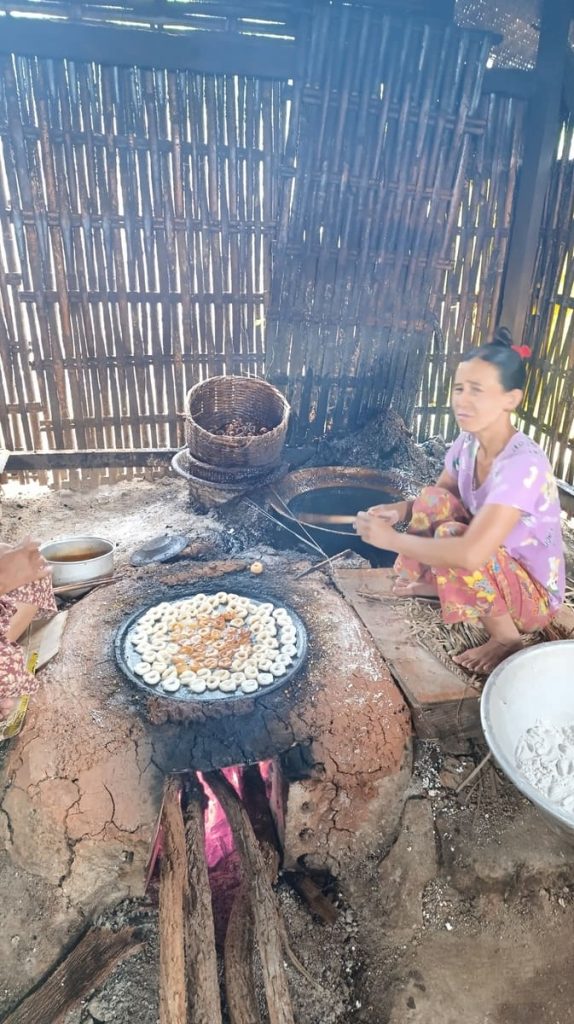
[{"xmin": 511, "ymin": 344, "xmax": 532, "ymax": 359}]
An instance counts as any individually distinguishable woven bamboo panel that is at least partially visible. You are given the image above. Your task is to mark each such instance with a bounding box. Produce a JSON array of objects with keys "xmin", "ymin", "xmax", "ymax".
[
  {"xmin": 0, "ymin": 3, "xmax": 543, "ymax": 473},
  {"xmin": 0, "ymin": 56, "xmax": 287, "ymax": 452},
  {"xmin": 266, "ymin": 4, "xmax": 494, "ymax": 441},
  {"xmin": 415, "ymin": 91, "xmax": 526, "ymax": 443},
  {"xmin": 522, "ymin": 113, "xmax": 574, "ymax": 486}
]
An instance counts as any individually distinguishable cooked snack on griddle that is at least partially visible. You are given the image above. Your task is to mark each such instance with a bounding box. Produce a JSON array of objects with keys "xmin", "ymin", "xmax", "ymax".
[{"xmin": 127, "ymin": 592, "xmax": 299, "ymax": 695}]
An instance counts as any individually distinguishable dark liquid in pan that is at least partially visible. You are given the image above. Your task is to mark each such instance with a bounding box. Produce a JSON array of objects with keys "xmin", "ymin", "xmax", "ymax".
[
  {"xmin": 290, "ymin": 486, "xmax": 398, "ymax": 532},
  {"xmin": 47, "ymin": 548, "xmax": 108, "ymax": 562}
]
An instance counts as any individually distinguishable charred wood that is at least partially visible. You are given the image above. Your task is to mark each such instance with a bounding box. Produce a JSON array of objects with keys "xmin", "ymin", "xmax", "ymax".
[
  {"xmin": 1, "ymin": 926, "xmax": 144, "ymax": 1024},
  {"xmin": 284, "ymin": 871, "xmax": 339, "ymax": 926}
]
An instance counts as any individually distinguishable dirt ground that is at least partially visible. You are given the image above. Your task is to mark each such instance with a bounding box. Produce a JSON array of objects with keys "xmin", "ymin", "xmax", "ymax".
[
  {"xmin": 58, "ymin": 751, "xmax": 574, "ymax": 1024},
  {"xmin": 1, "ymin": 473, "xmax": 574, "ymax": 1024}
]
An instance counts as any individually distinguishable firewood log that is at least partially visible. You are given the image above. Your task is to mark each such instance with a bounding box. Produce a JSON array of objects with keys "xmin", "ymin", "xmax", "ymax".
[
  {"xmin": 224, "ymin": 884, "xmax": 261, "ymax": 1024},
  {"xmin": 206, "ymin": 770, "xmax": 295, "ymax": 1024},
  {"xmin": 183, "ymin": 775, "xmax": 223, "ymax": 1024},
  {"xmin": 159, "ymin": 777, "xmax": 188, "ymax": 1024}
]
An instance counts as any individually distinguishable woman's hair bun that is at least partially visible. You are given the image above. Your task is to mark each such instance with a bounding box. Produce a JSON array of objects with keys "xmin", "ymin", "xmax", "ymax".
[{"xmin": 492, "ymin": 326, "xmax": 513, "ymax": 348}]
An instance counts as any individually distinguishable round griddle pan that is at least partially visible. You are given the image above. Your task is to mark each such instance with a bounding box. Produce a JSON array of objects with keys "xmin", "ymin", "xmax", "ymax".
[{"xmin": 115, "ymin": 585, "xmax": 308, "ymax": 704}]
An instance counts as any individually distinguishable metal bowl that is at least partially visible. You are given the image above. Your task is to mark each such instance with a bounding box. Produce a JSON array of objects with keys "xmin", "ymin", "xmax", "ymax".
[
  {"xmin": 268, "ymin": 466, "xmax": 404, "ymax": 561},
  {"xmin": 40, "ymin": 535, "xmax": 114, "ymax": 596},
  {"xmin": 481, "ymin": 640, "xmax": 574, "ymax": 837}
]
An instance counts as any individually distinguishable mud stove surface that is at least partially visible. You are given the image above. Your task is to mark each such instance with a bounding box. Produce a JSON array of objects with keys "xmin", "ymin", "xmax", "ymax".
[{"xmin": 0, "ymin": 555, "xmax": 412, "ymax": 1018}]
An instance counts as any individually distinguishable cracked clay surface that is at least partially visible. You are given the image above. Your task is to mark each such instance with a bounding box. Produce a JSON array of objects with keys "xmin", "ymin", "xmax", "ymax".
[{"xmin": 0, "ymin": 545, "xmax": 411, "ymax": 1012}]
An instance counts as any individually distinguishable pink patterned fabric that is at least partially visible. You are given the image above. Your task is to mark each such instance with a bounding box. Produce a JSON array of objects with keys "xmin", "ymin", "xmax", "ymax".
[
  {"xmin": 445, "ymin": 430, "xmax": 565, "ymax": 608},
  {"xmin": 395, "ymin": 486, "xmax": 554, "ymax": 630},
  {"xmin": 0, "ymin": 576, "xmax": 57, "ymax": 702}
]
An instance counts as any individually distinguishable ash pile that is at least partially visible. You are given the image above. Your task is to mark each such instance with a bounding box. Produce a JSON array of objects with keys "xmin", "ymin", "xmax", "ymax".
[{"xmin": 309, "ymin": 409, "xmax": 446, "ymax": 497}]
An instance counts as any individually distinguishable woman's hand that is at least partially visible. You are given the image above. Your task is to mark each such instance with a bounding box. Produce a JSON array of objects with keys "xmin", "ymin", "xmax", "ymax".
[
  {"xmin": 354, "ymin": 511, "xmax": 399, "ymax": 551},
  {"xmin": 366, "ymin": 500, "xmax": 411, "ymax": 526},
  {"xmin": 0, "ymin": 539, "xmax": 51, "ymax": 595}
]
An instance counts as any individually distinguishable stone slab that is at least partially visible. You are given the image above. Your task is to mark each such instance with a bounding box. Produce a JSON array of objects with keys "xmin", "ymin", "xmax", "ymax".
[{"xmin": 335, "ymin": 567, "xmax": 483, "ymax": 741}]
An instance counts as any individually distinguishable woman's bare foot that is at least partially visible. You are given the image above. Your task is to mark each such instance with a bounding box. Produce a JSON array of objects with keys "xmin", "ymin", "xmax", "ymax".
[
  {"xmin": 392, "ymin": 577, "xmax": 439, "ymax": 599},
  {"xmin": 452, "ymin": 612, "xmax": 523, "ymax": 674},
  {"xmin": 452, "ymin": 636, "xmax": 523, "ymax": 674}
]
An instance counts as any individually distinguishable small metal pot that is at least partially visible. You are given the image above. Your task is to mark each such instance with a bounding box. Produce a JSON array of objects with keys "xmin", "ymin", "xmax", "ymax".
[{"xmin": 40, "ymin": 535, "xmax": 114, "ymax": 596}]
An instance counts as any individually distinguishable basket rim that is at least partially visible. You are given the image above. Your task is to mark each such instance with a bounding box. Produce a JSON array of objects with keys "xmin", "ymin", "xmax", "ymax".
[
  {"xmin": 171, "ymin": 448, "xmax": 285, "ymax": 488},
  {"xmin": 176, "ymin": 446, "xmax": 282, "ymax": 481},
  {"xmin": 185, "ymin": 375, "xmax": 290, "ymax": 448}
]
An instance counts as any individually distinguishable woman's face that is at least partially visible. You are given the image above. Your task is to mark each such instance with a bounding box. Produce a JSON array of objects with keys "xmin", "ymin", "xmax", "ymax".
[{"xmin": 451, "ymin": 358, "xmax": 522, "ymax": 433}]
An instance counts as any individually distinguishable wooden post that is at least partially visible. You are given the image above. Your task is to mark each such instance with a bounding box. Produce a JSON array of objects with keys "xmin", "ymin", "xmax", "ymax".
[
  {"xmin": 498, "ymin": 0, "xmax": 572, "ymax": 343},
  {"xmin": 206, "ymin": 771, "xmax": 295, "ymax": 1024},
  {"xmin": 159, "ymin": 778, "xmax": 189, "ymax": 1024}
]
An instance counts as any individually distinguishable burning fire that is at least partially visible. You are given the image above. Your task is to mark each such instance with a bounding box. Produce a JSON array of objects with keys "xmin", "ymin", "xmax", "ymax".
[
  {"xmin": 199, "ymin": 760, "xmax": 274, "ymax": 868},
  {"xmin": 199, "ymin": 767, "xmax": 243, "ymax": 868}
]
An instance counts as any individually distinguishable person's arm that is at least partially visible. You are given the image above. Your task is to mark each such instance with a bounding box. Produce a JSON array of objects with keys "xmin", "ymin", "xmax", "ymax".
[
  {"xmin": 355, "ymin": 502, "xmax": 522, "ymax": 571},
  {"xmin": 0, "ymin": 540, "xmax": 51, "ymax": 596},
  {"xmin": 434, "ymin": 467, "xmax": 460, "ymax": 499}
]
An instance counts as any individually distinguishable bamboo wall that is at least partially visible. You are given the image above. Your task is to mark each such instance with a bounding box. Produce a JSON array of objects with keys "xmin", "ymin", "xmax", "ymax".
[
  {"xmin": 0, "ymin": 59, "xmax": 288, "ymax": 452},
  {"xmin": 266, "ymin": 5, "xmax": 523, "ymax": 442},
  {"xmin": 416, "ymin": 90, "xmax": 525, "ymax": 443},
  {"xmin": 0, "ymin": 0, "xmax": 568, "ymax": 479},
  {"xmin": 522, "ymin": 112, "xmax": 574, "ymax": 485}
]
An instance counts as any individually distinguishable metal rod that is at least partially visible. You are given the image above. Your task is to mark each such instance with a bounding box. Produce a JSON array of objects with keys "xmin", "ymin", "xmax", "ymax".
[
  {"xmin": 52, "ymin": 574, "xmax": 125, "ymax": 595},
  {"xmin": 294, "ymin": 549, "xmax": 354, "ymax": 580},
  {"xmin": 242, "ymin": 499, "xmax": 325, "ymax": 556},
  {"xmin": 268, "ymin": 487, "xmax": 328, "ymax": 560}
]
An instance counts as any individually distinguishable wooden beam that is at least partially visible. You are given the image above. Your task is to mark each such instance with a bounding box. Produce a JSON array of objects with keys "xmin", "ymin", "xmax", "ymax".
[
  {"xmin": 3, "ymin": 444, "xmax": 316, "ymax": 472},
  {"xmin": 558, "ymin": 479, "xmax": 574, "ymax": 518},
  {"xmin": 5, "ymin": 448, "xmax": 178, "ymax": 470},
  {"xmin": 498, "ymin": 0, "xmax": 572, "ymax": 343},
  {"xmin": 366, "ymin": 0, "xmax": 455, "ymax": 19},
  {"xmin": 482, "ymin": 68, "xmax": 535, "ymax": 100},
  {"xmin": 0, "ymin": 19, "xmax": 298, "ymax": 79}
]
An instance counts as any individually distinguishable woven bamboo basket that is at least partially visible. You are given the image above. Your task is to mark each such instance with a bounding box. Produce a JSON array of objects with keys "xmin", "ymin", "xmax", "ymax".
[
  {"xmin": 185, "ymin": 376, "xmax": 290, "ymax": 468},
  {"xmin": 171, "ymin": 449, "xmax": 286, "ymax": 511}
]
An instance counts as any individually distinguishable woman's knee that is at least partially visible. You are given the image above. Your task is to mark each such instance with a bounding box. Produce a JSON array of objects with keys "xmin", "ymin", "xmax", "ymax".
[
  {"xmin": 5, "ymin": 601, "xmax": 39, "ymax": 643},
  {"xmin": 434, "ymin": 520, "xmax": 468, "ymax": 539}
]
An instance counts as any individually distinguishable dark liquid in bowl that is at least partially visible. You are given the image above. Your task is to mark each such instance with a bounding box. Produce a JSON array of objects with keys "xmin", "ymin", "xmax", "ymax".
[
  {"xmin": 47, "ymin": 548, "xmax": 108, "ymax": 562},
  {"xmin": 283, "ymin": 484, "xmax": 399, "ymax": 566},
  {"xmin": 290, "ymin": 486, "xmax": 398, "ymax": 532}
]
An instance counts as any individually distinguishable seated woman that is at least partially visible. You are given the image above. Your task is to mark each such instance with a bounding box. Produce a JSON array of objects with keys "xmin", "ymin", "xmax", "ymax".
[
  {"xmin": 355, "ymin": 328, "xmax": 565, "ymax": 675},
  {"xmin": 0, "ymin": 539, "xmax": 56, "ymax": 723}
]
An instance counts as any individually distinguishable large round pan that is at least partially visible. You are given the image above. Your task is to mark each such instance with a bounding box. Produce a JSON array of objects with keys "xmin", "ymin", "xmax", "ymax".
[{"xmin": 115, "ymin": 585, "xmax": 308, "ymax": 704}]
